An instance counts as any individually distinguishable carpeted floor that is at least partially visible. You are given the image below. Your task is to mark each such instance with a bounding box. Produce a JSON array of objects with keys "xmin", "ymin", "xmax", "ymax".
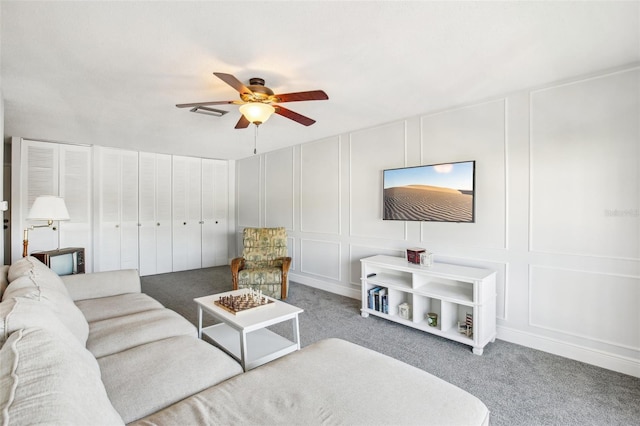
[{"xmin": 141, "ymin": 266, "xmax": 640, "ymax": 426}]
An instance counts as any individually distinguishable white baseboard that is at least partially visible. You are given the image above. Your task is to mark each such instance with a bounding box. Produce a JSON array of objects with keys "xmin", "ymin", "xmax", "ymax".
[
  {"xmin": 289, "ymin": 273, "xmax": 360, "ymax": 300},
  {"xmin": 288, "ymin": 276, "xmax": 640, "ymax": 378},
  {"xmin": 497, "ymin": 325, "xmax": 640, "ymax": 378}
]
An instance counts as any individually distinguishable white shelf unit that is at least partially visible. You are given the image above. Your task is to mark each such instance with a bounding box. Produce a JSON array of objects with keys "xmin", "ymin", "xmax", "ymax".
[{"xmin": 360, "ymin": 255, "xmax": 496, "ymax": 355}]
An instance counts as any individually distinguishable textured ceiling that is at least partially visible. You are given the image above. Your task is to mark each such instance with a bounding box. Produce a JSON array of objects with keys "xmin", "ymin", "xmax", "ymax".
[{"xmin": 1, "ymin": 1, "xmax": 639, "ymax": 160}]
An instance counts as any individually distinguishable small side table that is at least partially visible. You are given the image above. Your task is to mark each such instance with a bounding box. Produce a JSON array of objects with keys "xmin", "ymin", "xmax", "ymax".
[{"xmin": 195, "ymin": 289, "xmax": 303, "ymax": 371}]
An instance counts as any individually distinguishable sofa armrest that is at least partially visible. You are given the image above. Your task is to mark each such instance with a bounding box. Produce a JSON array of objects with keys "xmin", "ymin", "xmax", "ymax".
[{"xmin": 60, "ymin": 269, "xmax": 141, "ymax": 301}]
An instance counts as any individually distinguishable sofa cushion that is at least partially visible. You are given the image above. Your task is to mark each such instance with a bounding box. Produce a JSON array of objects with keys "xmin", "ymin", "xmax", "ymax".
[
  {"xmin": 130, "ymin": 338, "xmax": 490, "ymax": 426},
  {"xmin": 98, "ymin": 335, "xmax": 243, "ymax": 423},
  {"xmin": 2, "ymin": 276, "xmax": 89, "ymax": 345},
  {"xmin": 88, "ymin": 308, "xmax": 197, "ymax": 358},
  {"xmin": 2, "ymin": 256, "xmax": 89, "ymax": 345},
  {"xmin": 0, "ymin": 265, "xmax": 9, "ymax": 300},
  {"xmin": 0, "ymin": 327, "xmax": 124, "ymax": 425},
  {"xmin": 7, "ymin": 256, "xmax": 64, "ymax": 286},
  {"xmin": 0, "ymin": 297, "xmax": 90, "ymax": 350},
  {"xmin": 76, "ymin": 292, "xmax": 165, "ymax": 323}
]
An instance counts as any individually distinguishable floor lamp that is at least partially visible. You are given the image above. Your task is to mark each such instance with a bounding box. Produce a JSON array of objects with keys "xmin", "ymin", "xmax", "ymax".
[{"xmin": 23, "ymin": 195, "xmax": 71, "ymax": 257}]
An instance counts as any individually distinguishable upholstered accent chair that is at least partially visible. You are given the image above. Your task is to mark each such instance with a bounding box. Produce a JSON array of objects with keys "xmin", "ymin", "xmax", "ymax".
[{"xmin": 231, "ymin": 227, "xmax": 291, "ymax": 300}]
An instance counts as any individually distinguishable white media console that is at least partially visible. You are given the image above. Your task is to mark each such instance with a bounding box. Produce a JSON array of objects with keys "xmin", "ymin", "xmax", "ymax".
[{"xmin": 360, "ymin": 255, "xmax": 497, "ymax": 355}]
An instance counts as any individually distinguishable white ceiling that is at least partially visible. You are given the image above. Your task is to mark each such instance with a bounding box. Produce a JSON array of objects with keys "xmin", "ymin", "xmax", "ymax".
[{"xmin": 1, "ymin": 1, "xmax": 639, "ymax": 160}]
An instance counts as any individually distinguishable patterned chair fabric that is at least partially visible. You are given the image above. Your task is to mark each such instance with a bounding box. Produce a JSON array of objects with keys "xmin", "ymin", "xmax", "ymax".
[{"xmin": 231, "ymin": 227, "xmax": 291, "ymax": 300}]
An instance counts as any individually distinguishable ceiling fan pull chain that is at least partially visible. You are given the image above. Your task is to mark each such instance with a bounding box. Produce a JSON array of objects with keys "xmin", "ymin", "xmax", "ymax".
[{"xmin": 254, "ymin": 124, "xmax": 258, "ymax": 155}]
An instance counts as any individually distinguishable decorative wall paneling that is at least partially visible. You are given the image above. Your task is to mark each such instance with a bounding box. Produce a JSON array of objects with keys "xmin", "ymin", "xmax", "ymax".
[
  {"xmin": 11, "ymin": 138, "xmax": 93, "ymax": 269},
  {"xmin": 299, "ymin": 239, "xmax": 341, "ymax": 281},
  {"xmin": 349, "ymin": 122, "xmax": 406, "ymax": 241},
  {"xmin": 530, "ymin": 266, "xmax": 639, "ymax": 351},
  {"xmin": 300, "ymin": 137, "xmax": 341, "ymax": 235},
  {"xmin": 236, "ymin": 155, "xmax": 261, "ymax": 227},
  {"xmin": 530, "ymin": 69, "xmax": 639, "ymax": 259},
  {"xmin": 235, "ymin": 65, "xmax": 640, "ymax": 376},
  {"xmin": 420, "ymin": 100, "xmax": 507, "ymax": 249},
  {"xmin": 264, "ymin": 149, "xmax": 295, "ymax": 230}
]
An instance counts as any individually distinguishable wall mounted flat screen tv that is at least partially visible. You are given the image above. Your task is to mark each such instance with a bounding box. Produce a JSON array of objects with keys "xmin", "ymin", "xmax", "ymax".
[{"xmin": 383, "ymin": 160, "xmax": 475, "ymax": 223}]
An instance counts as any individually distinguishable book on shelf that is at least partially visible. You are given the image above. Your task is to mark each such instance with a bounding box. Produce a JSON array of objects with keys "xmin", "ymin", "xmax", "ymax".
[
  {"xmin": 378, "ymin": 288, "xmax": 388, "ymax": 314},
  {"xmin": 368, "ymin": 286, "xmax": 382, "ymax": 310}
]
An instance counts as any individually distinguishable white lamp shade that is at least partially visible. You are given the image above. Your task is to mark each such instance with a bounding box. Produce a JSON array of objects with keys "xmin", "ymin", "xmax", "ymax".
[
  {"xmin": 27, "ymin": 196, "xmax": 70, "ymax": 221},
  {"xmin": 239, "ymin": 102, "xmax": 275, "ymax": 124}
]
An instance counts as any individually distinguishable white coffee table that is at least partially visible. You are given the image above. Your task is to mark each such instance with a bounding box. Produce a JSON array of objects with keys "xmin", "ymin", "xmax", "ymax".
[{"xmin": 194, "ymin": 289, "xmax": 303, "ymax": 371}]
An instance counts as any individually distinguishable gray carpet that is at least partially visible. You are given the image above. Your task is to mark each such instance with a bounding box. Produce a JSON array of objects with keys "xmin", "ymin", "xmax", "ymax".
[{"xmin": 141, "ymin": 266, "xmax": 640, "ymax": 426}]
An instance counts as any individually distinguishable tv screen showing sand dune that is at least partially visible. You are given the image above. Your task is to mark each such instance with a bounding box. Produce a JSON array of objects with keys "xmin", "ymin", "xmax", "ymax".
[{"xmin": 383, "ymin": 161, "xmax": 475, "ymax": 222}]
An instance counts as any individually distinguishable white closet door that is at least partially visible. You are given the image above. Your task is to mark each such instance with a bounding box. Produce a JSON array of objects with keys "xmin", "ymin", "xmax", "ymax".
[
  {"xmin": 155, "ymin": 154, "xmax": 173, "ymax": 273},
  {"xmin": 172, "ymin": 155, "xmax": 188, "ymax": 271},
  {"xmin": 186, "ymin": 157, "xmax": 203, "ymax": 270},
  {"xmin": 120, "ymin": 151, "xmax": 139, "ymax": 270},
  {"xmin": 138, "ymin": 152, "xmax": 157, "ymax": 276},
  {"xmin": 13, "ymin": 139, "xmax": 59, "ymax": 260},
  {"xmin": 201, "ymin": 159, "xmax": 228, "ymax": 267},
  {"xmin": 94, "ymin": 147, "xmax": 139, "ymax": 272},
  {"xmin": 172, "ymin": 155, "xmax": 202, "ymax": 271},
  {"xmin": 58, "ymin": 144, "xmax": 92, "ymax": 272},
  {"xmin": 95, "ymin": 147, "xmax": 122, "ymax": 272},
  {"xmin": 139, "ymin": 152, "xmax": 172, "ymax": 276}
]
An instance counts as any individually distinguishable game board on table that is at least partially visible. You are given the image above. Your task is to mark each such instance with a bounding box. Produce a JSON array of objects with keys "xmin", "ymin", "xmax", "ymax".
[{"xmin": 214, "ymin": 290, "xmax": 274, "ymax": 315}]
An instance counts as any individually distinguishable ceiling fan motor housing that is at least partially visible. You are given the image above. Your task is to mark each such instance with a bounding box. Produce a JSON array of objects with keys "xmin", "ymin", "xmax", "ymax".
[{"xmin": 241, "ymin": 77, "xmax": 275, "ymax": 102}]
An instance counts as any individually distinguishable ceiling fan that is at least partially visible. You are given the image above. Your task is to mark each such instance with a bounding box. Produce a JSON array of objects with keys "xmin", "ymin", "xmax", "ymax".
[{"xmin": 176, "ymin": 72, "xmax": 329, "ymax": 129}]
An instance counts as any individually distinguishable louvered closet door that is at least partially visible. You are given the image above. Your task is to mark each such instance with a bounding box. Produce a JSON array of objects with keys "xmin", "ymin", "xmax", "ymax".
[
  {"xmin": 94, "ymin": 147, "xmax": 139, "ymax": 272},
  {"xmin": 155, "ymin": 154, "xmax": 173, "ymax": 273},
  {"xmin": 14, "ymin": 140, "xmax": 59, "ymax": 260},
  {"xmin": 58, "ymin": 145, "xmax": 92, "ymax": 271},
  {"xmin": 95, "ymin": 147, "xmax": 122, "ymax": 272},
  {"xmin": 172, "ymin": 155, "xmax": 202, "ymax": 272},
  {"xmin": 138, "ymin": 152, "xmax": 157, "ymax": 276},
  {"xmin": 119, "ymin": 151, "xmax": 139, "ymax": 270},
  {"xmin": 139, "ymin": 152, "xmax": 172, "ymax": 276},
  {"xmin": 201, "ymin": 159, "xmax": 228, "ymax": 267}
]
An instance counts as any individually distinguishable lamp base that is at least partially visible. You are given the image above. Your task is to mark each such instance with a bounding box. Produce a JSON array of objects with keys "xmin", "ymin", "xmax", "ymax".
[{"xmin": 22, "ymin": 239, "xmax": 28, "ymax": 258}]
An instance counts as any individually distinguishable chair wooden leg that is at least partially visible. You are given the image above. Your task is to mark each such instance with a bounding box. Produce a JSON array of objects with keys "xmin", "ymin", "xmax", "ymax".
[{"xmin": 281, "ymin": 277, "xmax": 287, "ymax": 300}]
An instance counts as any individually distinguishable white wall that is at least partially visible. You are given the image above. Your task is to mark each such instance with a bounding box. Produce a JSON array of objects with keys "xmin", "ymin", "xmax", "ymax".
[
  {"xmin": 0, "ymin": 93, "xmax": 4, "ymax": 263},
  {"xmin": 235, "ymin": 65, "xmax": 640, "ymax": 377}
]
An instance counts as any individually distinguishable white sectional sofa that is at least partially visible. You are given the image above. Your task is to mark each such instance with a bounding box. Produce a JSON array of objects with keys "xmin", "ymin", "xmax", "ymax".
[{"xmin": 0, "ymin": 257, "xmax": 490, "ymax": 425}]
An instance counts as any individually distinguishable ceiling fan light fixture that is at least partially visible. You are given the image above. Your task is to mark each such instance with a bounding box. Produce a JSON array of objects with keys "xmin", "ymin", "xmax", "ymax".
[{"xmin": 239, "ymin": 102, "xmax": 275, "ymax": 125}]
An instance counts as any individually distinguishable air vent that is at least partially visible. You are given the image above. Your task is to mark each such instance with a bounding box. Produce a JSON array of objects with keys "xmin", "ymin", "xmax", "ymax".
[{"xmin": 189, "ymin": 106, "xmax": 229, "ymax": 117}]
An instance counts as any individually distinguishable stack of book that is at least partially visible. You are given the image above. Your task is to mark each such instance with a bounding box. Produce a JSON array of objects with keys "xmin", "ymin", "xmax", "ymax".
[{"xmin": 367, "ymin": 286, "xmax": 388, "ymax": 314}]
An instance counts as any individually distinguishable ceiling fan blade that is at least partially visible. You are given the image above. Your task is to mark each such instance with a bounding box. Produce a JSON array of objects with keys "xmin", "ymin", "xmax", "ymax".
[
  {"xmin": 274, "ymin": 90, "xmax": 329, "ymax": 103},
  {"xmin": 176, "ymin": 100, "xmax": 238, "ymax": 108},
  {"xmin": 214, "ymin": 72, "xmax": 252, "ymax": 95},
  {"xmin": 235, "ymin": 115, "xmax": 250, "ymax": 129},
  {"xmin": 275, "ymin": 106, "xmax": 316, "ymax": 126}
]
